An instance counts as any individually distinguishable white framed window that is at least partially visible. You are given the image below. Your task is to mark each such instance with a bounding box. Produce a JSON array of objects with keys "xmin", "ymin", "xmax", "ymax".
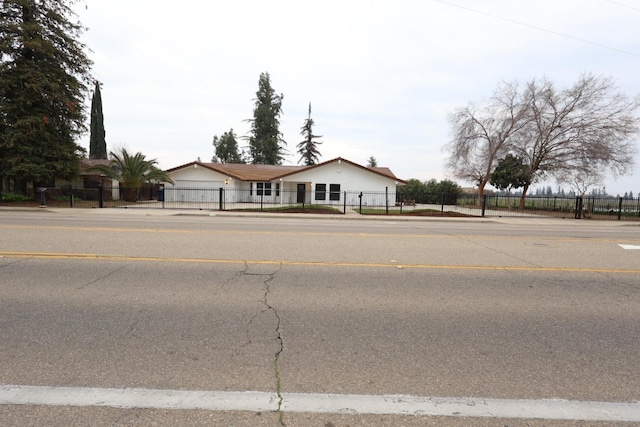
[
  {"xmin": 315, "ymin": 183, "xmax": 326, "ymax": 201},
  {"xmin": 257, "ymin": 182, "xmax": 272, "ymax": 196},
  {"xmin": 329, "ymin": 184, "xmax": 341, "ymax": 201}
]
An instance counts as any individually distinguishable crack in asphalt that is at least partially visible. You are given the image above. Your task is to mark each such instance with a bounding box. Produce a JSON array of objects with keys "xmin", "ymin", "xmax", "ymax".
[
  {"xmin": 0, "ymin": 258, "xmax": 25, "ymax": 269},
  {"xmin": 260, "ymin": 265, "xmax": 285, "ymax": 426},
  {"xmin": 76, "ymin": 264, "xmax": 128, "ymax": 290},
  {"xmin": 595, "ymin": 271, "xmax": 639, "ymax": 297},
  {"xmin": 219, "ymin": 263, "xmax": 250, "ymax": 290},
  {"xmin": 262, "ymin": 265, "xmax": 286, "ymax": 426},
  {"xmin": 239, "ymin": 264, "xmax": 286, "ymax": 425},
  {"xmin": 124, "ymin": 318, "xmax": 141, "ymax": 338},
  {"xmin": 429, "ymin": 229, "xmax": 545, "ymax": 269}
]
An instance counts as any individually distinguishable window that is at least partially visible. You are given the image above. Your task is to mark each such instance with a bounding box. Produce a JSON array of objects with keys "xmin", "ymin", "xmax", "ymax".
[
  {"xmin": 257, "ymin": 182, "xmax": 272, "ymax": 196},
  {"xmin": 330, "ymin": 184, "xmax": 341, "ymax": 201},
  {"xmin": 315, "ymin": 183, "xmax": 326, "ymax": 201}
]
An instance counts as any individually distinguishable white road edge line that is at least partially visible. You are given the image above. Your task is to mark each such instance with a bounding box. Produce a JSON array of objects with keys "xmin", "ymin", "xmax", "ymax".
[
  {"xmin": 619, "ymin": 244, "xmax": 640, "ymax": 250},
  {"xmin": 1, "ymin": 385, "xmax": 640, "ymax": 421}
]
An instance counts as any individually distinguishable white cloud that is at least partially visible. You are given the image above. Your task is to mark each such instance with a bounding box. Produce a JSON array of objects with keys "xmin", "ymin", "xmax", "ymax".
[{"xmin": 75, "ymin": 0, "xmax": 640, "ymax": 194}]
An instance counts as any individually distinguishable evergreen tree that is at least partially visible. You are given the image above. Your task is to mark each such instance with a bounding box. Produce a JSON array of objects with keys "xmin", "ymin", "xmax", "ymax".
[
  {"xmin": 397, "ymin": 178, "xmax": 461, "ymax": 204},
  {"xmin": 212, "ymin": 129, "xmax": 243, "ymax": 163},
  {"xmin": 489, "ymin": 154, "xmax": 531, "ymax": 193},
  {"xmin": 367, "ymin": 156, "xmax": 378, "ymax": 167},
  {"xmin": 247, "ymin": 72, "xmax": 285, "ymax": 164},
  {"xmin": 296, "ymin": 103, "xmax": 322, "ymax": 165},
  {"xmin": 89, "ymin": 81, "xmax": 107, "ymax": 159},
  {"xmin": 0, "ymin": 0, "xmax": 93, "ymax": 192}
]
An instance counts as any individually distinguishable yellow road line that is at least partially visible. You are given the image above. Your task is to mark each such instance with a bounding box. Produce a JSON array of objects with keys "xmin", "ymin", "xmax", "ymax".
[
  {"xmin": 1, "ymin": 251, "xmax": 639, "ymax": 274},
  {"xmin": 0, "ymin": 225, "xmax": 638, "ymax": 243}
]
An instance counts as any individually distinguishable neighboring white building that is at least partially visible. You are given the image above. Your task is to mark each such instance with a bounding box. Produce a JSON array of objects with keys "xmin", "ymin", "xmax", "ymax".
[{"xmin": 163, "ymin": 157, "xmax": 406, "ymax": 205}]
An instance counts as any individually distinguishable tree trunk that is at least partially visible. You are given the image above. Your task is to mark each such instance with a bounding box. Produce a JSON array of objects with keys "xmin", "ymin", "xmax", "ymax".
[
  {"xmin": 123, "ymin": 188, "xmax": 138, "ymax": 202},
  {"xmin": 518, "ymin": 183, "xmax": 531, "ymax": 209},
  {"xmin": 477, "ymin": 179, "xmax": 488, "ymax": 208}
]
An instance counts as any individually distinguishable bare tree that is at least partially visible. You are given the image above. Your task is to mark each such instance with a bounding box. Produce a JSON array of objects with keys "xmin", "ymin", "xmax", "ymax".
[
  {"xmin": 556, "ymin": 167, "xmax": 604, "ymax": 197},
  {"xmin": 445, "ymin": 81, "xmax": 528, "ymax": 205},
  {"xmin": 512, "ymin": 74, "xmax": 639, "ymax": 208}
]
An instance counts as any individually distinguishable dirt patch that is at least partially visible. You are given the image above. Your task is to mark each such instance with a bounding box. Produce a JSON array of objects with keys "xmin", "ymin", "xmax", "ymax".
[
  {"xmin": 260, "ymin": 208, "xmax": 477, "ymax": 217},
  {"xmin": 279, "ymin": 208, "xmax": 343, "ymax": 214},
  {"xmin": 228, "ymin": 208, "xmax": 343, "ymax": 214},
  {"xmin": 388, "ymin": 210, "xmax": 477, "ymax": 217}
]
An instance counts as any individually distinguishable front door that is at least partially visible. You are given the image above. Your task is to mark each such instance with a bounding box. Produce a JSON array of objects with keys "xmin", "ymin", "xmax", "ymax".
[{"xmin": 296, "ymin": 184, "xmax": 305, "ymax": 203}]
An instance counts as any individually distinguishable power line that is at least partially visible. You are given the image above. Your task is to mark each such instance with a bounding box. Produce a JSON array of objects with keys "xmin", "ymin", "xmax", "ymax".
[
  {"xmin": 434, "ymin": 0, "xmax": 640, "ymax": 58},
  {"xmin": 605, "ymin": 0, "xmax": 640, "ymax": 13}
]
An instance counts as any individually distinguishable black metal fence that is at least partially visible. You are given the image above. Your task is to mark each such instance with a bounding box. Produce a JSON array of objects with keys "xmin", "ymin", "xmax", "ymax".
[{"xmin": 6, "ymin": 185, "xmax": 640, "ymax": 221}]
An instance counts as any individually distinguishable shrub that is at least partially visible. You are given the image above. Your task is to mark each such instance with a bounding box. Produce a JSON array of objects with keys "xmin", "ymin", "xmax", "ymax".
[{"xmin": 1, "ymin": 193, "xmax": 33, "ymax": 202}]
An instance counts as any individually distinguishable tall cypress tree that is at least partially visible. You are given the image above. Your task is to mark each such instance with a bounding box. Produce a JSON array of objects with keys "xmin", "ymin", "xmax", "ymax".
[
  {"xmin": 247, "ymin": 72, "xmax": 286, "ymax": 165},
  {"xmin": 89, "ymin": 81, "xmax": 107, "ymax": 159},
  {"xmin": 0, "ymin": 0, "xmax": 93, "ymax": 191}
]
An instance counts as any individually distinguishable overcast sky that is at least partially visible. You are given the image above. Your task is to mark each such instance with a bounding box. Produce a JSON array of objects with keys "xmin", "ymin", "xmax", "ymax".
[{"xmin": 74, "ymin": 0, "xmax": 640, "ymax": 195}]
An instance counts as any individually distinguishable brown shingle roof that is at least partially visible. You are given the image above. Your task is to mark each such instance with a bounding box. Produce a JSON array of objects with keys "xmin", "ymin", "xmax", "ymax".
[
  {"xmin": 204, "ymin": 163, "xmax": 307, "ymax": 181},
  {"xmin": 165, "ymin": 157, "xmax": 406, "ymax": 184},
  {"xmin": 80, "ymin": 159, "xmax": 112, "ymax": 176}
]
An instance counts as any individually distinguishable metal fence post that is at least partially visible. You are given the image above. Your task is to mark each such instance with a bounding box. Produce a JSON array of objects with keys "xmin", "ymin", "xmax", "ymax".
[
  {"xmin": 385, "ymin": 187, "xmax": 389, "ymax": 215},
  {"xmin": 260, "ymin": 192, "xmax": 264, "ymax": 211},
  {"xmin": 98, "ymin": 185, "xmax": 104, "ymax": 208},
  {"xmin": 441, "ymin": 193, "xmax": 445, "ymax": 216},
  {"xmin": 618, "ymin": 197, "xmax": 623, "ymax": 221},
  {"xmin": 219, "ymin": 187, "xmax": 224, "ymax": 211},
  {"xmin": 343, "ymin": 191, "xmax": 346, "ymax": 214}
]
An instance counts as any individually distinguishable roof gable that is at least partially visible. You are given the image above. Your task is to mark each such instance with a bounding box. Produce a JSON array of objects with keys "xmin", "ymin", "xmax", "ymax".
[
  {"xmin": 165, "ymin": 158, "xmax": 406, "ymax": 184},
  {"xmin": 273, "ymin": 158, "xmax": 406, "ymax": 183}
]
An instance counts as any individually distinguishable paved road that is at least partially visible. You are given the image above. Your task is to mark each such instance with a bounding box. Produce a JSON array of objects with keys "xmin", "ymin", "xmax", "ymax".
[{"xmin": 1, "ymin": 209, "xmax": 639, "ymax": 426}]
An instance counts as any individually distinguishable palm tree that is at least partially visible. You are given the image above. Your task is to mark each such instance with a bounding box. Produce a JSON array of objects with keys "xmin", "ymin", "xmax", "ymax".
[{"xmin": 90, "ymin": 149, "xmax": 173, "ymax": 201}]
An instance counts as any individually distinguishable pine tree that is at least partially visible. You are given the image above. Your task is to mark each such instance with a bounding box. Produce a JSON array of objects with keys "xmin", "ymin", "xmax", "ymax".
[
  {"xmin": 367, "ymin": 156, "xmax": 378, "ymax": 167},
  {"xmin": 89, "ymin": 81, "xmax": 107, "ymax": 159},
  {"xmin": 296, "ymin": 103, "xmax": 322, "ymax": 165},
  {"xmin": 247, "ymin": 72, "xmax": 286, "ymax": 164},
  {"xmin": 212, "ymin": 129, "xmax": 243, "ymax": 163},
  {"xmin": 0, "ymin": 0, "xmax": 93, "ymax": 192}
]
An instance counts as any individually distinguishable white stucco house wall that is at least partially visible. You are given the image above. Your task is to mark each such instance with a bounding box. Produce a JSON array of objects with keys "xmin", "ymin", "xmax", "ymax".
[{"xmin": 163, "ymin": 157, "xmax": 406, "ymax": 206}]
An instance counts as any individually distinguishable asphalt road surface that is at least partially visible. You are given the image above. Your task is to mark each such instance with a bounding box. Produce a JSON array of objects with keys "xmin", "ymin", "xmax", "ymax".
[{"xmin": 1, "ymin": 209, "xmax": 639, "ymax": 426}]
